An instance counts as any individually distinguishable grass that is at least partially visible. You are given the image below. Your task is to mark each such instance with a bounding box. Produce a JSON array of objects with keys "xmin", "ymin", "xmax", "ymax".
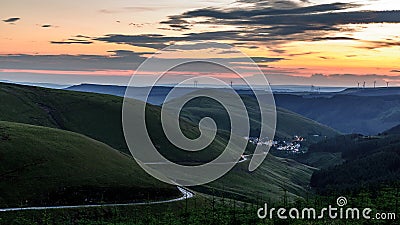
[
  {"xmin": 0, "ymin": 82, "xmax": 327, "ymax": 206},
  {"xmin": 195, "ymin": 154, "xmax": 315, "ymax": 203},
  {"xmin": 1, "ymin": 186, "xmax": 398, "ymax": 224},
  {"xmin": 0, "ymin": 83, "xmax": 128, "ymax": 152},
  {"xmin": 175, "ymin": 93, "xmax": 339, "ymax": 142},
  {"xmin": 0, "ymin": 121, "xmax": 179, "ymax": 208}
]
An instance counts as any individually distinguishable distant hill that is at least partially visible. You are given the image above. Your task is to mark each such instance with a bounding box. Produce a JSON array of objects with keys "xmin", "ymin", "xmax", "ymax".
[
  {"xmin": 0, "ymin": 80, "xmax": 69, "ymax": 89},
  {"xmin": 0, "ymin": 121, "xmax": 179, "ymax": 207},
  {"xmin": 65, "ymin": 84, "xmax": 197, "ymax": 106},
  {"xmin": 173, "ymin": 92, "xmax": 339, "ymax": 141},
  {"xmin": 65, "ymin": 83, "xmax": 127, "ymax": 97},
  {"xmin": 274, "ymin": 93, "xmax": 400, "ymax": 135},
  {"xmin": 337, "ymin": 87, "xmax": 400, "ymax": 97},
  {"xmin": 308, "ymin": 132, "xmax": 400, "ymax": 194},
  {"xmin": 65, "ymin": 84, "xmax": 400, "ymax": 135},
  {"xmin": 384, "ymin": 124, "xmax": 400, "ymax": 135}
]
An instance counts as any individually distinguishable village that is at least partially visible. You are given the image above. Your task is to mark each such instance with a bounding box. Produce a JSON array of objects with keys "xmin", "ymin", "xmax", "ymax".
[{"xmin": 244, "ymin": 135, "xmax": 306, "ymax": 154}]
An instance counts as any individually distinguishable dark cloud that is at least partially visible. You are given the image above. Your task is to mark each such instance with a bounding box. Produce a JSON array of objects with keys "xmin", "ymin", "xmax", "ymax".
[
  {"xmin": 50, "ymin": 35, "xmax": 94, "ymax": 44},
  {"xmin": 75, "ymin": 34, "xmax": 91, "ymax": 39},
  {"xmin": 95, "ymin": 34, "xmax": 176, "ymax": 49},
  {"xmin": 288, "ymin": 51, "xmax": 318, "ymax": 57},
  {"xmin": 391, "ymin": 70, "xmax": 400, "ymax": 73},
  {"xmin": 312, "ymin": 37, "xmax": 358, "ymax": 41},
  {"xmin": 129, "ymin": 23, "xmax": 144, "ymax": 27},
  {"xmin": 160, "ymin": 16, "xmax": 191, "ymax": 30},
  {"xmin": 3, "ymin": 17, "xmax": 20, "ymax": 23},
  {"xmin": 0, "ymin": 51, "xmax": 147, "ymax": 71},
  {"xmin": 95, "ymin": 0, "xmax": 400, "ymax": 51},
  {"xmin": 41, "ymin": 24, "xmax": 52, "ymax": 28},
  {"xmin": 107, "ymin": 49, "xmax": 155, "ymax": 56},
  {"xmin": 142, "ymin": 1, "xmax": 400, "ymax": 49},
  {"xmin": 319, "ymin": 56, "xmax": 334, "ymax": 60},
  {"xmin": 50, "ymin": 40, "xmax": 93, "ymax": 45},
  {"xmin": 358, "ymin": 39, "xmax": 400, "ymax": 50}
]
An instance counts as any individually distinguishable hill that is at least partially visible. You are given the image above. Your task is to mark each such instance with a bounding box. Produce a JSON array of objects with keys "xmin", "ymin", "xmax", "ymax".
[
  {"xmin": 274, "ymin": 93, "xmax": 400, "ymax": 135},
  {"xmin": 0, "ymin": 121, "xmax": 179, "ymax": 208},
  {"xmin": 65, "ymin": 84, "xmax": 127, "ymax": 97},
  {"xmin": 0, "ymin": 82, "xmax": 338, "ymax": 152},
  {"xmin": 0, "ymin": 82, "xmax": 129, "ymax": 152},
  {"xmin": 337, "ymin": 87, "xmax": 400, "ymax": 97},
  {"xmin": 196, "ymin": 154, "xmax": 315, "ymax": 202},
  {"xmin": 65, "ymin": 83, "xmax": 400, "ymax": 135},
  {"xmin": 384, "ymin": 124, "xmax": 400, "ymax": 135},
  {"xmin": 0, "ymin": 82, "xmax": 333, "ymax": 201},
  {"xmin": 308, "ymin": 132, "xmax": 400, "ymax": 194},
  {"xmin": 65, "ymin": 84, "xmax": 197, "ymax": 106},
  {"xmin": 174, "ymin": 92, "xmax": 338, "ymax": 141}
]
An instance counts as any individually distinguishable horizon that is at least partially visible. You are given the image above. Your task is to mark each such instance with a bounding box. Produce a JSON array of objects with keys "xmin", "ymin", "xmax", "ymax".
[{"xmin": 1, "ymin": 0, "xmax": 400, "ymax": 86}]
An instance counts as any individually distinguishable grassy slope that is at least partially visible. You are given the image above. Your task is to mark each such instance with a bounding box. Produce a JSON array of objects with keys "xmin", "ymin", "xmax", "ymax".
[
  {"xmin": 0, "ymin": 83, "xmax": 323, "ymax": 201},
  {"xmin": 177, "ymin": 93, "xmax": 338, "ymax": 141},
  {"xmin": 274, "ymin": 93, "xmax": 400, "ymax": 135},
  {"xmin": 0, "ymin": 121, "xmax": 179, "ymax": 208},
  {"xmin": 0, "ymin": 82, "xmax": 128, "ymax": 152},
  {"xmin": 196, "ymin": 155, "xmax": 315, "ymax": 202},
  {"xmin": 310, "ymin": 134, "xmax": 400, "ymax": 194}
]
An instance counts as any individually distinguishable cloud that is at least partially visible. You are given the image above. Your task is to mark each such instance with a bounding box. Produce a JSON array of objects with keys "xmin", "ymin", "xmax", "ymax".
[
  {"xmin": 49, "ymin": 35, "xmax": 95, "ymax": 44},
  {"xmin": 358, "ymin": 39, "xmax": 400, "ymax": 50},
  {"xmin": 41, "ymin": 24, "xmax": 52, "ymax": 28},
  {"xmin": 141, "ymin": 1, "xmax": 400, "ymax": 49},
  {"xmin": 95, "ymin": 1, "xmax": 400, "ymax": 51},
  {"xmin": 94, "ymin": 34, "xmax": 174, "ymax": 49},
  {"xmin": 2, "ymin": 17, "xmax": 20, "ymax": 23},
  {"xmin": 312, "ymin": 37, "xmax": 358, "ymax": 41},
  {"xmin": 287, "ymin": 51, "xmax": 318, "ymax": 57},
  {"xmin": 50, "ymin": 41, "xmax": 93, "ymax": 45},
  {"xmin": 49, "ymin": 34, "xmax": 95, "ymax": 44},
  {"xmin": 0, "ymin": 51, "xmax": 147, "ymax": 71},
  {"xmin": 75, "ymin": 34, "xmax": 91, "ymax": 39}
]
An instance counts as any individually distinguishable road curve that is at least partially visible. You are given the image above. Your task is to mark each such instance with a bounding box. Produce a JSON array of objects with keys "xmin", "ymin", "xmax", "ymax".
[
  {"xmin": 0, "ymin": 187, "xmax": 194, "ymax": 212},
  {"xmin": 0, "ymin": 153, "xmax": 260, "ymax": 212}
]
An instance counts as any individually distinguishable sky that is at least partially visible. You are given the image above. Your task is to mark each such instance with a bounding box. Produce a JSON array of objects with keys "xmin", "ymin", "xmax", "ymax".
[{"xmin": 1, "ymin": 0, "xmax": 400, "ymax": 87}]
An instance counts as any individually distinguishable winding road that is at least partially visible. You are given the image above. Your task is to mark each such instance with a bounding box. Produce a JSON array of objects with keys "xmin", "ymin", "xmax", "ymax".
[
  {"xmin": 0, "ymin": 153, "xmax": 261, "ymax": 212},
  {"xmin": 0, "ymin": 187, "xmax": 193, "ymax": 212}
]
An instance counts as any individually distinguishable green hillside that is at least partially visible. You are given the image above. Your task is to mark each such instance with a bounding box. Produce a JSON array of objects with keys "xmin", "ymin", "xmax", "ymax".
[
  {"xmin": 384, "ymin": 124, "xmax": 400, "ymax": 135},
  {"xmin": 0, "ymin": 82, "xmax": 128, "ymax": 152},
  {"xmin": 196, "ymin": 154, "xmax": 315, "ymax": 202},
  {"xmin": 274, "ymin": 93, "xmax": 400, "ymax": 135},
  {"xmin": 175, "ymin": 93, "xmax": 338, "ymax": 141},
  {"xmin": 0, "ymin": 121, "xmax": 179, "ymax": 208},
  {"xmin": 0, "ymin": 82, "xmax": 331, "ymax": 202},
  {"xmin": 309, "ymin": 133, "xmax": 400, "ymax": 194},
  {"xmin": 0, "ymin": 83, "xmax": 338, "ymax": 153}
]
